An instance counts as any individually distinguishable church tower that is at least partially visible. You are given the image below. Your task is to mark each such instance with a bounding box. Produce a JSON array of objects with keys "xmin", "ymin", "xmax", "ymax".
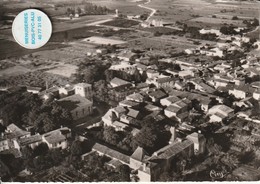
[{"xmin": 74, "ymin": 83, "xmax": 93, "ymax": 100}]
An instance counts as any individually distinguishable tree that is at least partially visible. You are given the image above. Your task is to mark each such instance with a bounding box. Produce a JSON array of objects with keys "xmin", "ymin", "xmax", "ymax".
[
  {"xmin": 34, "ymin": 143, "xmax": 49, "ymax": 157},
  {"xmin": 47, "ymin": 149, "xmax": 64, "ymax": 165},
  {"xmin": 141, "ymin": 71, "xmax": 148, "ymax": 82},
  {"xmin": 117, "ymin": 164, "xmax": 130, "ymax": 181},
  {"xmin": 77, "ymin": 7, "xmax": 82, "ymax": 14},
  {"xmin": 133, "ymin": 69, "xmax": 142, "ymax": 83},
  {"xmin": 132, "ymin": 125, "xmax": 159, "ymax": 151},
  {"xmin": 21, "ymin": 146, "xmax": 33, "ymax": 160},
  {"xmin": 103, "ymin": 126, "xmax": 120, "ymax": 145},
  {"xmin": 70, "ymin": 140, "xmax": 83, "ymax": 156},
  {"xmin": 232, "ymin": 16, "xmax": 239, "ymax": 20}
]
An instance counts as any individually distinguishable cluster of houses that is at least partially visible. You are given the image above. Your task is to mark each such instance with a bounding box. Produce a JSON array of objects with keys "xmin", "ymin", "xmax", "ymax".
[
  {"xmin": 185, "ymin": 29, "xmax": 252, "ymax": 58},
  {"xmin": 0, "ymin": 123, "xmax": 72, "ymax": 157},
  {"xmin": 0, "ymin": 82, "xmax": 95, "ymax": 159}
]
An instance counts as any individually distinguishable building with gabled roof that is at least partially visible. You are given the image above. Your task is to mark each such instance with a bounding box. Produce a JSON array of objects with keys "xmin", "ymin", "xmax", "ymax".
[
  {"xmin": 130, "ymin": 147, "xmax": 149, "ymax": 170},
  {"xmin": 57, "ymin": 94, "xmax": 93, "ymax": 120},
  {"xmin": 42, "ymin": 127, "xmax": 71, "ymax": 149},
  {"xmin": 186, "ymin": 132, "xmax": 206, "ymax": 155},
  {"xmin": 110, "ymin": 77, "xmax": 132, "ymax": 88},
  {"xmin": 207, "ymin": 105, "xmax": 234, "ymax": 122},
  {"xmin": 92, "ymin": 142, "xmax": 130, "ymax": 165}
]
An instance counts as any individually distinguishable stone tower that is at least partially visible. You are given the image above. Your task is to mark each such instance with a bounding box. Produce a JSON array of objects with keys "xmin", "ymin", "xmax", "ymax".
[{"xmin": 74, "ymin": 83, "xmax": 93, "ymax": 100}]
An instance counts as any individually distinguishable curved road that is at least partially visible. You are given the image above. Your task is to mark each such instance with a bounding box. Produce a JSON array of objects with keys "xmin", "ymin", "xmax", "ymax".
[{"xmin": 137, "ymin": 0, "xmax": 157, "ymax": 21}]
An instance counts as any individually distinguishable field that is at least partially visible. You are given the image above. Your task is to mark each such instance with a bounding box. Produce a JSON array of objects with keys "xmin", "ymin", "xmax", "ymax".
[
  {"xmin": 102, "ymin": 18, "xmax": 140, "ymax": 28},
  {"xmin": 142, "ymin": 0, "xmax": 259, "ymax": 28},
  {"xmin": 88, "ymin": 0, "xmax": 150, "ymax": 15},
  {"xmin": 189, "ymin": 17, "xmax": 246, "ymax": 27},
  {"xmin": 82, "ymin": 36, "xmax": 127, "ymax": 45},
  {"xmin": 45, "ymin": 64, "xmax": 78, "ymax": 78}
]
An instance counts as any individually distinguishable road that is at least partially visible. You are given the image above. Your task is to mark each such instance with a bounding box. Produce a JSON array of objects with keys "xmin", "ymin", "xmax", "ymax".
[{"xmin": 137, "ymin": 0, "xmax": 157, "ymax": 21}]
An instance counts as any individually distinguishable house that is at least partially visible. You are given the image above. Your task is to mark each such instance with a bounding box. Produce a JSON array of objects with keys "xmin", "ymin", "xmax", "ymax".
[
  {"xmin": 189, "ymin": 80, "xmax": 216, "ymax": 94},
  {"xmin": 26, "ymin": 86, "xmax": 43, "ymax": 94},
  {"xmin": 59, "ymin": 85, "xmax": 75, "ymax": 98},
  {"xmin": 201, "ymin": 47, "xmax": 225, "ymax": 58},
  {"xmin": 147, "ymin": 90, "xmax": 167, "ymax": 102},
  {"xmin": 16, "ymin": 134, "xmax": 42, "ymax": 150},
  {"xmin": 138, "ymin": 139, "xmax": 194, "ymax": 181},
  {"xmin": 96, "ymin": 48, "xmax": 107, "ymax": 54},
  {"xmin": 0, "ymin": 136, "xmax": 10, "ymax": 152},
  {"xmin": 146, "ymin": 76, "xmax": 175, "ymax": 88},
  {"xmin": 253, "ymin": 89, "xmax": 260, "ymax": 100},
  {"xmin": 42, "ymin": 127, "xmax": 71, "ymax": 149},
  {"xmin": 137, "ymin": 131, "xmax": 206, "ymax": 181},
  {"xmin": 207, "ymin": 105, "xmax": 234, "ymax": 122},
  {"xmin": 92, "ymin": 142, "xmax": 130, "ymax": 165},
  {"xmin": 102, "ymin": 109, "xmax": 118, "ymax": 126},
  {"xmin": 228, "ymin": 84, "xmax": 254, "ymax": 99},
  {"xmin": 109, "ymin": 62, "xmax": 135, "ymax": 73},
  {"xmin": 111, "ymin": 121, "xmax": 129, "ymax": 131},
  {"xmin": 110, "ymin": 77, "xmax": 132, "ymax": 88},
  {"xmin": 57, "ymin": 94, "xmax": 93, "ymax": 120},
  {"xmin": 6, "ymin": 124, "xmax": 31, "ymax": 139},
  {"xmin": 113, "ymin": 106, "xmax": 127, "ymax": 118},
  {"xmin": 74, "ymin": 83, "xmax": 93, "ymax": 100},
  {"xmin": 39, "ymin": 86, "xmax": 59, "ymax": 100},
  {"xmin": 130, "ymin": 147, "xmax": 149, "ymax": 170},
  {"xmin": 135, "ymin": 63, "xmax": 147, "ymax": 73},
  {"xmin": 120, "ymin": 114, "xmax": 135, "ymax": 125},
  {"xmin": 126, "ymin": 93, "xmax": 144, "ymax": 103},
  {"xmin": 117, "ymin": 51, "xmax": 136, "ymax": 62},
  {"xmin": 146, "ymin": 69, "xmax": 160, "ymax": 79},
  {"xmin": 160, "ymin": 96, "xmax": 180, "ymax": 106},
  {"xmin": 186, "ymin": 132, "xmax": 206, "ymax": 155},
  {"xmin": 108, "ymin": 86, "xmax": 136, "ymax": 102},
  {"xmin": 145, "ymin": 104, "xmax": 162, "ymax": 111},
  {"xmin": 119, "ymin": 100, "xmax": 140, "ymax": 108},
  {"xmin": 127, "ymin": 108, "xmax": 140, "ymax": 119}
]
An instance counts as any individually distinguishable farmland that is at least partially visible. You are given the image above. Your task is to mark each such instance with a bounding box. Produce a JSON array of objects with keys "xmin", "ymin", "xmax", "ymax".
[{"xmin": 189, "ymin": 17, "xmax": 246, "ymax": 27}]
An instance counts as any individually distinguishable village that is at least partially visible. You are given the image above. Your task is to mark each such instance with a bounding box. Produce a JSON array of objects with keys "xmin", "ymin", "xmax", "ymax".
[{"xmin": 1, "ymin": 0, "xmax": 260, "ymax": 182}]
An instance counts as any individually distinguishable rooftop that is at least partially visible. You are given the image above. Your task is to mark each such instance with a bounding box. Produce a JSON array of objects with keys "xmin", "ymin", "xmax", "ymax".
[
  {"xmin": 6, "ymin": 124, "xmax": 30, "ymax": 139},
  {"xmin": 151, "ymin": 139, "xmax": 194, "ymax": 160},
  {"xmin": 57, "ymin": 94, "xmax": 92, "ymax": 112},
  {"xmin": 131, "ymin": 146, "xmax": 148, "ymax": 162},
  {"xmin": 43, "ymin": 127, "xmax": 71, "ymax": 145},
  {"xmin": 110, "ymin": 77, "xmax": 131, "ymax": 87},
  {"xmin": 92, "ymin": 143, "xmax": 130, "ymax": 164},
  {"xmin": 148, "ymin": 90, "xmax": 167, "ymax": 99},
  {"xmin": 18, "ymin": 134, "xmax": 42, "ymax": 147}
]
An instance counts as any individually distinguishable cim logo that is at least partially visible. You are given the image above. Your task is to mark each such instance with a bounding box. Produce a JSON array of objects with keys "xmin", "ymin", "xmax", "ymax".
[{"xmin": 210, "ymin": 169, "xmax": 228, "ymax": 179}]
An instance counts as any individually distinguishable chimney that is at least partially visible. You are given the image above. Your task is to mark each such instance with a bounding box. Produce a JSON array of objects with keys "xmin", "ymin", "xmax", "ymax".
[{"xmin": 169, "ymin": 126, "xmax": 176, "ymax": 144}]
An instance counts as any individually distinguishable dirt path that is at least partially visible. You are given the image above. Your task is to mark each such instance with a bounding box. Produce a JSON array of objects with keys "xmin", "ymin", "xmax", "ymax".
[{"xmin": 137, "ymin": 0, "xmax": 157, "ymax": 21}]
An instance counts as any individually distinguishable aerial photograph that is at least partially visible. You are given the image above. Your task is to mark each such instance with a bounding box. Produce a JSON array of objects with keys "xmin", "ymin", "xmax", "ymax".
[{"xmin": 0, "ymin": 0, "xmax": 260, "ymax": 182}]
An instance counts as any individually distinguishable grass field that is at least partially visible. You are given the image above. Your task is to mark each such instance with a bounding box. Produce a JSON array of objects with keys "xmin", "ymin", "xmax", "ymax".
[
  {"xmin": 45, "ymin": 64, "xmax": 78, "ymax": 78},
  {"xmin": 189, "ymin": 17, "xmax": 246, "ymax": 27},
  {"xmin": 102, "ymin": 18, "xmax": 139, "ymax": 28},
  {"xmin": 88, "ymin": 0, "xmax": 150, "ymax": 15}
]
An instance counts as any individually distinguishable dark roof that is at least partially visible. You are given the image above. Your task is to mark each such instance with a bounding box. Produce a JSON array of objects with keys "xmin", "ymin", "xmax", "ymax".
[
  {"xmin": 148, "ymin": 90, "xmax": 167, "ymax": 99},
  {"xmin": 19, "ymin": 134, "xmax": 42, "ymax": 147},
  {"xmin": 127, "ymin": 108, "xmax": 140, "ymax": 118},
  {"xmin": 151, "ymin": 140, "xmax": 194, "ymax": 160},
  {"xmin": 57, "ymin": 94, "xmax": 92, "ymax": 112},
  {"xmin": 92, "ymin": 143, "xmax": 130, "ymax": 164}
]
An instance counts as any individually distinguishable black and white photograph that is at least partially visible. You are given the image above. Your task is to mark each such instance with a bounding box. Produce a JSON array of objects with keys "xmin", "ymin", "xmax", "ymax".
[{"xmin": 0, "ymin": 0, "xmax": 260, "ymax": 182}]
